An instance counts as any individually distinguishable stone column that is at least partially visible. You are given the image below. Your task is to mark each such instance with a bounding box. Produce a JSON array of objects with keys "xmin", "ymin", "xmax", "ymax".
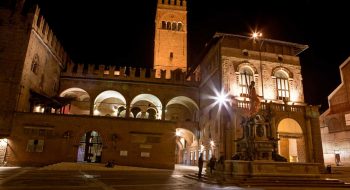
[
  {"xmin": 89, "ymin": 100, "xmax": 94, "ymax": 116},
  {"xmin": 305, "ymin": 117, "xmax": 313, "ymax": 163},
  {"xmin": 162, "ymin": 106, "xmax": 166, "ymax": 120},
  {"xmin": 125, "ymin": 102, "xmax": 130, "ymax": 118}
]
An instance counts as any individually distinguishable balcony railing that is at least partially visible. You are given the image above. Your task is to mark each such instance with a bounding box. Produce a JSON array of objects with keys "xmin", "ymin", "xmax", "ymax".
[{"xmin": 235, "ymin": 100, "xmax": 305, "ymax": 113}]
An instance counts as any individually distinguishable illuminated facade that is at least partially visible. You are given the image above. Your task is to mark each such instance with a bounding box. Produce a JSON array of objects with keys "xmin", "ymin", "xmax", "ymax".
[
  {"xmin": 0, "ymin": 0, "xmax": 324, "ymax": 169},
  {"xmin": 320, "ymin": 56, "xmax": 350, "ymax": 166},
  {"xmin": 193, "ymin": 34, "xmax": 324, "ymax": 167}
]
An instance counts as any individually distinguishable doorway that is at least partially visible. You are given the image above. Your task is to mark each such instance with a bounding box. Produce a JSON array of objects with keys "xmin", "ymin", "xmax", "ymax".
[
  {"xmin": 77, "ymin": 131, "xmax": 103, "ymax": 163},
  {"xmin": 277, "ymin": 118, "xmax": 305, "ymax": 162}
]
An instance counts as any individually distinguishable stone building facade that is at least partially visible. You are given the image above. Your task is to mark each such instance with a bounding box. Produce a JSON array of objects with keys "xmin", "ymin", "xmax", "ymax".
[
  {"xmin": 320, "ymin": 56, "xmax": 350, "ymax": 166},
  {"xmin": 0, "ymin": 0, "xmax": 324, "ymax": 170},
  {"xmin": 194, "ymin": 33, "xmax": 324, "ymax": 167}
]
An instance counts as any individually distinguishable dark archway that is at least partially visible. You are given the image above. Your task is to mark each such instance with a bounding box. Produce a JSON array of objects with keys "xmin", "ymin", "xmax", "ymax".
[{"xmin": 77, "ymin": 131, "xmax": 103, "ymax": 163}]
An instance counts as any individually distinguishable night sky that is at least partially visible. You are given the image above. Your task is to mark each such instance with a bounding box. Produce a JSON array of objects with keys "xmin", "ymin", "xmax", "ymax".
[{"xmin": 28, "ymin": 0, "xmax": 350, "ymax": 113}]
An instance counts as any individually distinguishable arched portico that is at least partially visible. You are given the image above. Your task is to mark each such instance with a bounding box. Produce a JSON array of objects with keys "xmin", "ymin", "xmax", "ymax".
[
  {"xmin": 94, "ymin": 90, "xmax": 127, "ymax": 117},
  {"xmin": 60, "ymin": 88, "xmax": 90, "ymax": 115},
  {"xmin": 277, "ymin": 118, "xmax": 306, "ymax": 162},
  {"xmin": 130, "ymin": 94, "xmax": 162, "ymax": 119},
  {"xmin": 175, "ymin": 128, "xmax": 198, "ymax": 165},
  {"xmin": 165, "ymin": 96, "xmax": 199, "ymax": 122}
]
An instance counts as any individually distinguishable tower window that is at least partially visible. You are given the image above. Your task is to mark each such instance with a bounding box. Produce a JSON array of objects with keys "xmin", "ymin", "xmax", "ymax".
[
  {"xmin": 177, "ymin": 22, "xmax": 183, "ymax": 31},
  {"xmin": 161, "ymin": 21, "xmax": 166, "ymax": 29},
  {"xmin": 172, "ymin": 22, "xmax": 177, "ymax": 31},
  {"xmin": 170, "ymin": 52, "xmax": 173, "ymax": 59},
  {"xmin": 166, "ymin": 22, "xmax": 171, "ymax": 30}
]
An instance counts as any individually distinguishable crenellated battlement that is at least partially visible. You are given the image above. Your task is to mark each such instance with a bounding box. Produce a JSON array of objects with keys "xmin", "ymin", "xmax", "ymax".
[
  {"xmin": 61, "ymin": 62, "xmax": 199, "ymax": 86},
  {"xmin": 158, "ymin": 0, "xmax": 186, "ymax": 10},
  {"xmin": 31, "ymin": 5, "xmax": 68, "ymax": 67}
]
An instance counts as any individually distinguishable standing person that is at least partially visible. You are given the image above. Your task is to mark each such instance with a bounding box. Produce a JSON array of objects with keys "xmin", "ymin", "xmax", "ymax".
[
  {"xmin": 198, "ymin": 153, "xmax": 204, "ymax": 179},
  {"xmin": 209, "ymin": 155, "xmax": 216, "ymax": 175}
]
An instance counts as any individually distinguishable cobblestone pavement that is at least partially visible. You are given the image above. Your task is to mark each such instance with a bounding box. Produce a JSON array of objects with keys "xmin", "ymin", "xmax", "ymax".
[{"xmin": 0, "ymin": 163, "xmax": 349, "ymax": 190}]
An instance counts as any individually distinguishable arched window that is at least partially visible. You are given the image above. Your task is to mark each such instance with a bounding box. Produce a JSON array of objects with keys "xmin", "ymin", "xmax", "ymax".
[
  {"xmin": 166, "ymin": 22, "xmax": 171, "ymax": 30},
  {"xmin": 172, "ymin": 22, "xmax": 177, "ymax": 31},
  {"xmin": 275, "ymin": 70, "xmax": 289, "ymax": 101},
  {"xmin": 131, "ymin": 107, "xmax": 141, "ymax": 118},
  {"xmin": 161, "ymin": 21, "xmax": 166, "ymax": 29},
  {"xmin": 177, "ymin": 22, "xmax": 183, "ymax": 31},
  {"xmin": 147, "ymin": 108, "xmax": 157, "ymax": 120},
  {"xmin": 239, "ymin": 67, "xmax": 254, "ymax": 97}
]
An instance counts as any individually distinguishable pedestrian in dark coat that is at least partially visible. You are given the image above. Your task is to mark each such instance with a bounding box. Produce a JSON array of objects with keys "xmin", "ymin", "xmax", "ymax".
[
  {"xmin": 198, "ymin": 153, "xmax": 204, "ymax": 179},
  {"xmin": 209, "ymin": 155, "xmax": 216, "ymax": 174}
]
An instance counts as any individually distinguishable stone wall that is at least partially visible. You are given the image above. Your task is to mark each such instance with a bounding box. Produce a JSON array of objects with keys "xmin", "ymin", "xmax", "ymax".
[
  {"xmin": 0, "ymin": 8, "xmax": 31, "ymax": 136},
  {"xmin": 8, "ymin": 112, "xmax": 176, "ymax": 169}
]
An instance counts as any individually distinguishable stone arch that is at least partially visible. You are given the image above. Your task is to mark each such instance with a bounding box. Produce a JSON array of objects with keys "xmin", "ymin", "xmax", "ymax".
[
  {"xmin": 59, "ymin": 88, "xmax": 90, "ymax": 115},
  {"xmin": 165, "ymin": 96, "xmax": 199, "ymax": 122},
  {"xmin": 175, "ymin": 128, "xmax": 197, "ymax": 165},
  {"xmin": 177, "ymin": 22, "xmax": 183, "ymax": 31},
  {"xmin": 236, "ymin": 62, "xmax": 258, "ymax": 74},
  {"xmin": 94, "ymin": 90, "xmax": 127, "ymax": 117},
  {"xmin": 271, "ymin": 66, "xmax": 294, "ymax": 78},
  {"xmin": 277, "ymin": 118, "xmax": 305, "ymax": 163},
  {"xmin": 130, "ymin": 94, "xmax": 162, "ymax": 120}
]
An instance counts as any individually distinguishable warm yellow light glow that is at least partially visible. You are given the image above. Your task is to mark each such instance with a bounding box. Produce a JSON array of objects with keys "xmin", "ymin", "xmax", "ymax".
[
  {"xmin": 200, "ymin": 144, "xmax": 204, "ymax": 152},
  {"xmin": 215, "ymin": 91, "xmax": 230, "ymax": 106},
  {"xmin": 210, "ymin": 140, "xmax": 215, "ymax": 146},
  {"xmin": 34, "ymin": 106, "xmax": 42, "ymax": 113},
  {"xmin": 0, "ymin": 138, "xmax": 8, "ymax": 146},
  {"xmin": 93, "ymin": 110, "xmax": 100, "ymax": 115},
  {"xmin": 252, "ymin": 32, "xmax": 262, "ymax": 39},
  {"xmin": 175, "ymin": 130, "xmax": 181, "ymax": 137}
]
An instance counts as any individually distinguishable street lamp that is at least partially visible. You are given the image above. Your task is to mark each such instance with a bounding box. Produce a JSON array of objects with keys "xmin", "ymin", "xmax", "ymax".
[{"xmin": 252, "ymin": 32, "xmax": 264, "ymax": 98}]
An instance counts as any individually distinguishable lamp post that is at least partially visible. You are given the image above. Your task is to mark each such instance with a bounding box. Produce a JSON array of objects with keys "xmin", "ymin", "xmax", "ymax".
[{"xmin": 252, "ymin": 32, "xmax": 264, "ymax": 98}]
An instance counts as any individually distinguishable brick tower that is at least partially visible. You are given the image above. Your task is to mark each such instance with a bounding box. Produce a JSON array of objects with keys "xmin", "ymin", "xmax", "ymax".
[{"xmin": 154, "ymin": 0, "xmax": 187, "ymax": 78}]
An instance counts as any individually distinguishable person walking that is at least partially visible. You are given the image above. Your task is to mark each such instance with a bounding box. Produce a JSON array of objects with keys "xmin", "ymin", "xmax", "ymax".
[
  {"xmin": 198, "ymin": 153, "xmax": 204, "ymax": 179},
  {"xmin": 209, "ymin": 155, "xmax": 216, "ymax": 175}
]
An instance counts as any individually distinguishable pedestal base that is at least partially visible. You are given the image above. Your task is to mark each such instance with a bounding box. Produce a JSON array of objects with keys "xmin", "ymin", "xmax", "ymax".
[{"xmin": 224, "ymin": 160, "xmax": 321, "ymax": 177}]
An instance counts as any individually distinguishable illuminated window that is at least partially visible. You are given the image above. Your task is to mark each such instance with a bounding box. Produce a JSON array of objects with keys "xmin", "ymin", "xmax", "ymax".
[
  {"xmin": 239, "ymin": 67, "xmax": 254, "ymax": 97},
  {"xmin": 275, "ymin": 70, "xmax": 289, "ymax": 101}
]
